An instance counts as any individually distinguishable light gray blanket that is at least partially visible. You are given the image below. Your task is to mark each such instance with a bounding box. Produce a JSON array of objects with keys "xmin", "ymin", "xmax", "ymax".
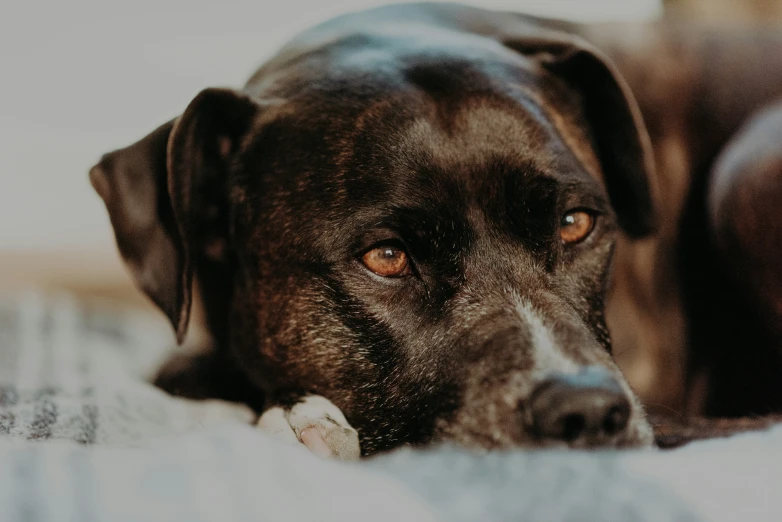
[{"xmin": 1, "ymin": 293, "xmax": 780, "ymax": 522}]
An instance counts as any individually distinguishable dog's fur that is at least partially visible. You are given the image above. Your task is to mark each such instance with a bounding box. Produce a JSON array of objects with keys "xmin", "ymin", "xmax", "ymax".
[{"xmin": 90, "ymin": 3, "xmax": 782, "ymax": 455}]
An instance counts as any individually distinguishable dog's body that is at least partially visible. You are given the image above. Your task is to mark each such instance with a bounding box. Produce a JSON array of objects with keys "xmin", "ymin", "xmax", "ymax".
[
  {"xmin": 574, "ymin": 20, "xmax": 782, "ymax": 419},
  {"xmin": 91, "ymin": 3, "xmax": 782, "ymax": 456}
]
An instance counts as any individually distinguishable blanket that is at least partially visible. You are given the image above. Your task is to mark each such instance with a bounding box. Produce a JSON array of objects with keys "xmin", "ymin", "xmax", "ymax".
[{"xmin": 1, "ymin": 293, "xmax": 780, "ymax": 522}]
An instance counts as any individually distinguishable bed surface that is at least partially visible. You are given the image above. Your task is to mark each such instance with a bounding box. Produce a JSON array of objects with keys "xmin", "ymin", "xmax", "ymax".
[{"xmin": 0, "ymin": 293, "xmax": 779, "ymax": 522}]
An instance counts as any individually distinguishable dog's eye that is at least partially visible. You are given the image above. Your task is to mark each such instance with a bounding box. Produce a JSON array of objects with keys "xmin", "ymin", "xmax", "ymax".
[
  {"xmin": 560, "ymin": 210, "xmax": 595, "ymax": 244},
  {"xmin": 361, "ymin": 245, "xmax": 411, "ymax": 277}
]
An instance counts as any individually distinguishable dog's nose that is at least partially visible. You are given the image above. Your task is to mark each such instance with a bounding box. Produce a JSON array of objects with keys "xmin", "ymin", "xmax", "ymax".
[{"xmin": 527, "ymin": 366, "xmax": 630, "ymax": 446}]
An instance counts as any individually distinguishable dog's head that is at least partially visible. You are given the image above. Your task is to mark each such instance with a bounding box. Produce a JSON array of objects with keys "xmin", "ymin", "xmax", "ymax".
[{"xmin": 91, "ymin": 15, "xmax": 657, "ymax": 454}]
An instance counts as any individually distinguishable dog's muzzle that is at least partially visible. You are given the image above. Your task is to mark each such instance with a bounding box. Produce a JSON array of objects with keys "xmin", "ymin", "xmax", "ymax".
[{"xmin": 525, "ymin": 366, "xmax": 631, "ymax": 447}]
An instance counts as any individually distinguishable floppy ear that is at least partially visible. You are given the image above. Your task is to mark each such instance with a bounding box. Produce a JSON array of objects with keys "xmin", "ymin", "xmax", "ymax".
[
  {"xmin": 90, "ymin": 88, "xmax": 260, "ymax": 342},
  {"xmin": 504, "ymin": 32, "xmax": 658, "ymax": 236}
]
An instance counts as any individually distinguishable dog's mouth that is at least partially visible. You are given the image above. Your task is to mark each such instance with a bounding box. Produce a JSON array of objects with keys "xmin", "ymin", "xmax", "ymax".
[
  {"xmin": 425, "ymin": 366, "xmax": 654, "ymax": 451},
  {"xmin": 432, "ymin": 409, "xmax": 653, "ymax": 451}
]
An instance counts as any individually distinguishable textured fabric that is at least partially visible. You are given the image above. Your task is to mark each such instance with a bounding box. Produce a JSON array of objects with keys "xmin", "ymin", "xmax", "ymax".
[
  {"xmin": 0, "ymin": 292, "xmax": 780, "ymax": 522},
  {"xmin": 0, "ymin": 293, "xmax": 255, "ymax": 445}
]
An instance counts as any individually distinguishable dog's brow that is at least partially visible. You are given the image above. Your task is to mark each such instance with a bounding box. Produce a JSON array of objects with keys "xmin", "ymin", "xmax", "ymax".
[
  {"xmin": 354, "ymin": 208, "xmax": 453, "ymax": 239},
  {"xmin": 556, "ymin": 177, "xmax": 612, "ymax": 212},
  {"xmin": 347, "ymin": 203, "xmax": 472, "ymax": 260}
]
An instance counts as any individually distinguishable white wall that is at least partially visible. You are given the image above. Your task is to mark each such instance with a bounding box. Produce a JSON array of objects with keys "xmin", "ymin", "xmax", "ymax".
[{"xmin": 0, "ymin": 0, "xmax": 661, "ymax": 250}]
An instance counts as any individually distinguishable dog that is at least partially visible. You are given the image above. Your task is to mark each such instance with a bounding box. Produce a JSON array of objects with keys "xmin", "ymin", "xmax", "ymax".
[{"xmin": 90, "ymin": 3, "xmax": 782, "ymax": 457}]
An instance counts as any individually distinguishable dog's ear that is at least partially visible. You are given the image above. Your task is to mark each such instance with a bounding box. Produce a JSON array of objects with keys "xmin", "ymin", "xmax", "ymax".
[
  {"xmin": 90, "ymin": 88, "xmax": 259, "ymax": 342},
  {"xmin": 504, "ymin": 33, "xmax": 658, "ymax": 236}
]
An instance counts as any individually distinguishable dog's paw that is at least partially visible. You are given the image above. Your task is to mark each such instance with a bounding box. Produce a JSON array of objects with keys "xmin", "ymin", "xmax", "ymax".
[{"xmin": 256, "ymin": 395, "xmax": 361, "ymax": 460}]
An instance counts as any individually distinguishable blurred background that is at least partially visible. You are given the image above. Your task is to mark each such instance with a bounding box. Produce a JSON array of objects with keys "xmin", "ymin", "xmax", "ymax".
[{"xmin": 0, "ymin": 0, "xmax": 778, "ymax": 308}]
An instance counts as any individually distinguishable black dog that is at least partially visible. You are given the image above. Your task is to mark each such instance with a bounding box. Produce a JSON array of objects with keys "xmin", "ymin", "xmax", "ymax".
[{"xmin": 90, "ymin": 3, "xmax": 782, "ymax": 456}]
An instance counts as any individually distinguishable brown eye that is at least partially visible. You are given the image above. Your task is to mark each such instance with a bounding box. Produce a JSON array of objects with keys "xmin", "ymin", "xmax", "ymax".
[
  {"xmin": 361, "ymin": 245, "xmax": 411, "ymax": 277},
  {"xmin": 560, "ymin": 210, "xmax": 595, "ymax": 244}
]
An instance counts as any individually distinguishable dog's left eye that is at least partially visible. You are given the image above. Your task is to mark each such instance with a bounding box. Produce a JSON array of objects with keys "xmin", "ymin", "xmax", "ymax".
[
  {"xmin": 361, "ymin": 245, "xmax": 412, "ymax": 277},
  {"xmin": 560, "ymin": 210, "xmax": 596, "ymax": 244}
]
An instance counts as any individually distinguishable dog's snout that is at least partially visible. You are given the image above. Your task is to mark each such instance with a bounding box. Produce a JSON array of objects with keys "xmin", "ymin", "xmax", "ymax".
[{"xmin": 527, "ymin": 366, "xmax": 630, "ymax": 446}]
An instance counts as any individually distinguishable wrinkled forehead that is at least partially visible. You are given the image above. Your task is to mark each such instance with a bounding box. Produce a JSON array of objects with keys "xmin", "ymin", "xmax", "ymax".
[
  {"xmin": 397, "ymin": 99, "xmax": 569, "ymax": 179},
  {"xmin": 341, "ymin": 93, "xmax": 606, "ymax": 211}
]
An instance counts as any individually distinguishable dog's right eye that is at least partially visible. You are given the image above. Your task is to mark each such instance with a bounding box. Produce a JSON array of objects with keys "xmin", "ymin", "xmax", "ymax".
[
  {"xmin": 560, "ymin": 210, "xmax": 596, "ymax": 245},
  {"xmin": 361, "ymin": 245, "xmax": 412, "ymax": 277}
]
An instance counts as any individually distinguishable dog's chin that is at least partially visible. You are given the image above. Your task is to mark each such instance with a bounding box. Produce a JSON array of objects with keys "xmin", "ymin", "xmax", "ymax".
[
  {"xmin": 430, "ymin": 413, "xmax": 655, "ymax": 452},
  {"xmin": 431, "ymin": 431, "xmax": 654, "ymax": 452}
]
